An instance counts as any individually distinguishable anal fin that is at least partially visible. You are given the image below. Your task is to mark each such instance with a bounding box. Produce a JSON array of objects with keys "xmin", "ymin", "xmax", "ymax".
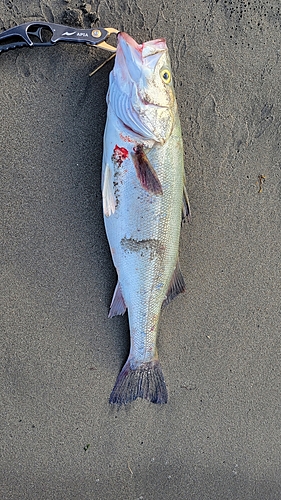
[
  {"xmin": 162, "ymin": 260, "xmax": 185, "ymax": 307},
  {"xmin": 108, "ymin": 281, "xmax": 126, "ymax": 318}
]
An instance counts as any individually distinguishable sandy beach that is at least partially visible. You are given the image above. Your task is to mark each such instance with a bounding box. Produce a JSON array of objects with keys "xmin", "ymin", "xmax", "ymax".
[{"xmin": 1, "ymin": 1, "xmax": 281, "ymax": 499}]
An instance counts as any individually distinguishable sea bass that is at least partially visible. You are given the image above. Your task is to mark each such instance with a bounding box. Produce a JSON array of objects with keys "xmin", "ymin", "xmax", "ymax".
[{"xmin": 102, "ymin": 32, "xmax": 189, "ymax": 405}]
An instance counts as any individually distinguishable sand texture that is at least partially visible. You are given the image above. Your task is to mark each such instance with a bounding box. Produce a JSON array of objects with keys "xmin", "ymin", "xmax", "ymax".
[{"xmin": 1, "ymin": 1, "xmax": 281, "ymax": 499}]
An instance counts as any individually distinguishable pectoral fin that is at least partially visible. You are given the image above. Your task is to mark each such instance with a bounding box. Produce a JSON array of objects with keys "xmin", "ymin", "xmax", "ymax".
[
  {"xmin": 132, "ymin": 144, "xmax": 163, "ymax": 195},
  {"xmin": 162, "ymin": 261, "xmax": 185, "ymax": 307},
  {"xmin": 102, "ymin": 163, "xmax": 116, "ymax": 217},
  {"xmin": 108, "ymin": 281, "xmax": 127, "ymax": 318}
]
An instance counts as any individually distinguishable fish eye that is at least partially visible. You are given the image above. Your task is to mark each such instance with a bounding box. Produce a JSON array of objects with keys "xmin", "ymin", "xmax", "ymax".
[{"xmin": 160, "ymin": 68, "xmax": 171, "ymax": 84}]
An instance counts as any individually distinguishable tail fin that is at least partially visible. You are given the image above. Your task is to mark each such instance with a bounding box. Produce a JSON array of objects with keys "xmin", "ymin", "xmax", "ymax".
[{"xmin": 109, "ymin": 359, "xmax": 168, "ymax": 405}]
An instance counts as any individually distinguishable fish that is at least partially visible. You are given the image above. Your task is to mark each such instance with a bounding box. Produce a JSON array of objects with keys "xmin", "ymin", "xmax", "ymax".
[{"xmin": 101, "ymin": 32, "xmax": 190, "ymax": 405}]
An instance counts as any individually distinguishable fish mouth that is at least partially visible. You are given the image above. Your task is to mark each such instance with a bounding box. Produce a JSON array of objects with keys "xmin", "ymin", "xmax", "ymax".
[
  {"xmin": 116, "ymin": 32, "xmax": 142, "ymax": 82},
  {"xmin": 118, "ymin": 32, "xmax": 142, "ymax": 53},
  {"xmin": 118, "ymin": 32, "xmax": 167, "ymax": 56},
  {"xmin": 117, "ymin": 32, "xmax": 168, "ymax": 81}
]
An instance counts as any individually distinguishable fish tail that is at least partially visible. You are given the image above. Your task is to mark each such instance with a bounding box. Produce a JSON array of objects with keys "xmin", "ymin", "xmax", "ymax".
[{"xmin": 109, "ymin": 359, "xmax": 168, "ymax": 405}]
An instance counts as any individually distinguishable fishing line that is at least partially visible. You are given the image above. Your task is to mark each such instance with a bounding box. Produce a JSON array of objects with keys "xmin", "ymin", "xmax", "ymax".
[{"xmin": 89, "ymin": 53, "xmax": 116, "ymax": 76}]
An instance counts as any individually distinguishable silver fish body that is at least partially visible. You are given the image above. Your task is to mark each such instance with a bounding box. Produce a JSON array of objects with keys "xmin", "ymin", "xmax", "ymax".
[{"xmin": 101, "ymin": 33, "xmax": 188, "ymax": 404}]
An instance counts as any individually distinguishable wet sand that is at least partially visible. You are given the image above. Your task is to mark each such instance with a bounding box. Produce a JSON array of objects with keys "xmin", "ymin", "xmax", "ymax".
[{"xmin": 1, "ymin": 1, "xmax": 281, "ymax": 499}]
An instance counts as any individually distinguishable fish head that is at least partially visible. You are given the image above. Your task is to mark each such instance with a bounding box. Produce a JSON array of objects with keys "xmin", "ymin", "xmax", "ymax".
[{"xmin": 110, "ymin": 32, "xmax": 177, "ymax": 143}]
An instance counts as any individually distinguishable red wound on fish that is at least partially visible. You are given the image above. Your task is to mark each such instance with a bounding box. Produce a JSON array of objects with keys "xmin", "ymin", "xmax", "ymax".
[
  {"xmin": 113, "ymin": 145, "xmax": 129, "ymax": 166},
  {"xmin": 132, "ymin": 144, "xmax": 163, "ymax": 195}
]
